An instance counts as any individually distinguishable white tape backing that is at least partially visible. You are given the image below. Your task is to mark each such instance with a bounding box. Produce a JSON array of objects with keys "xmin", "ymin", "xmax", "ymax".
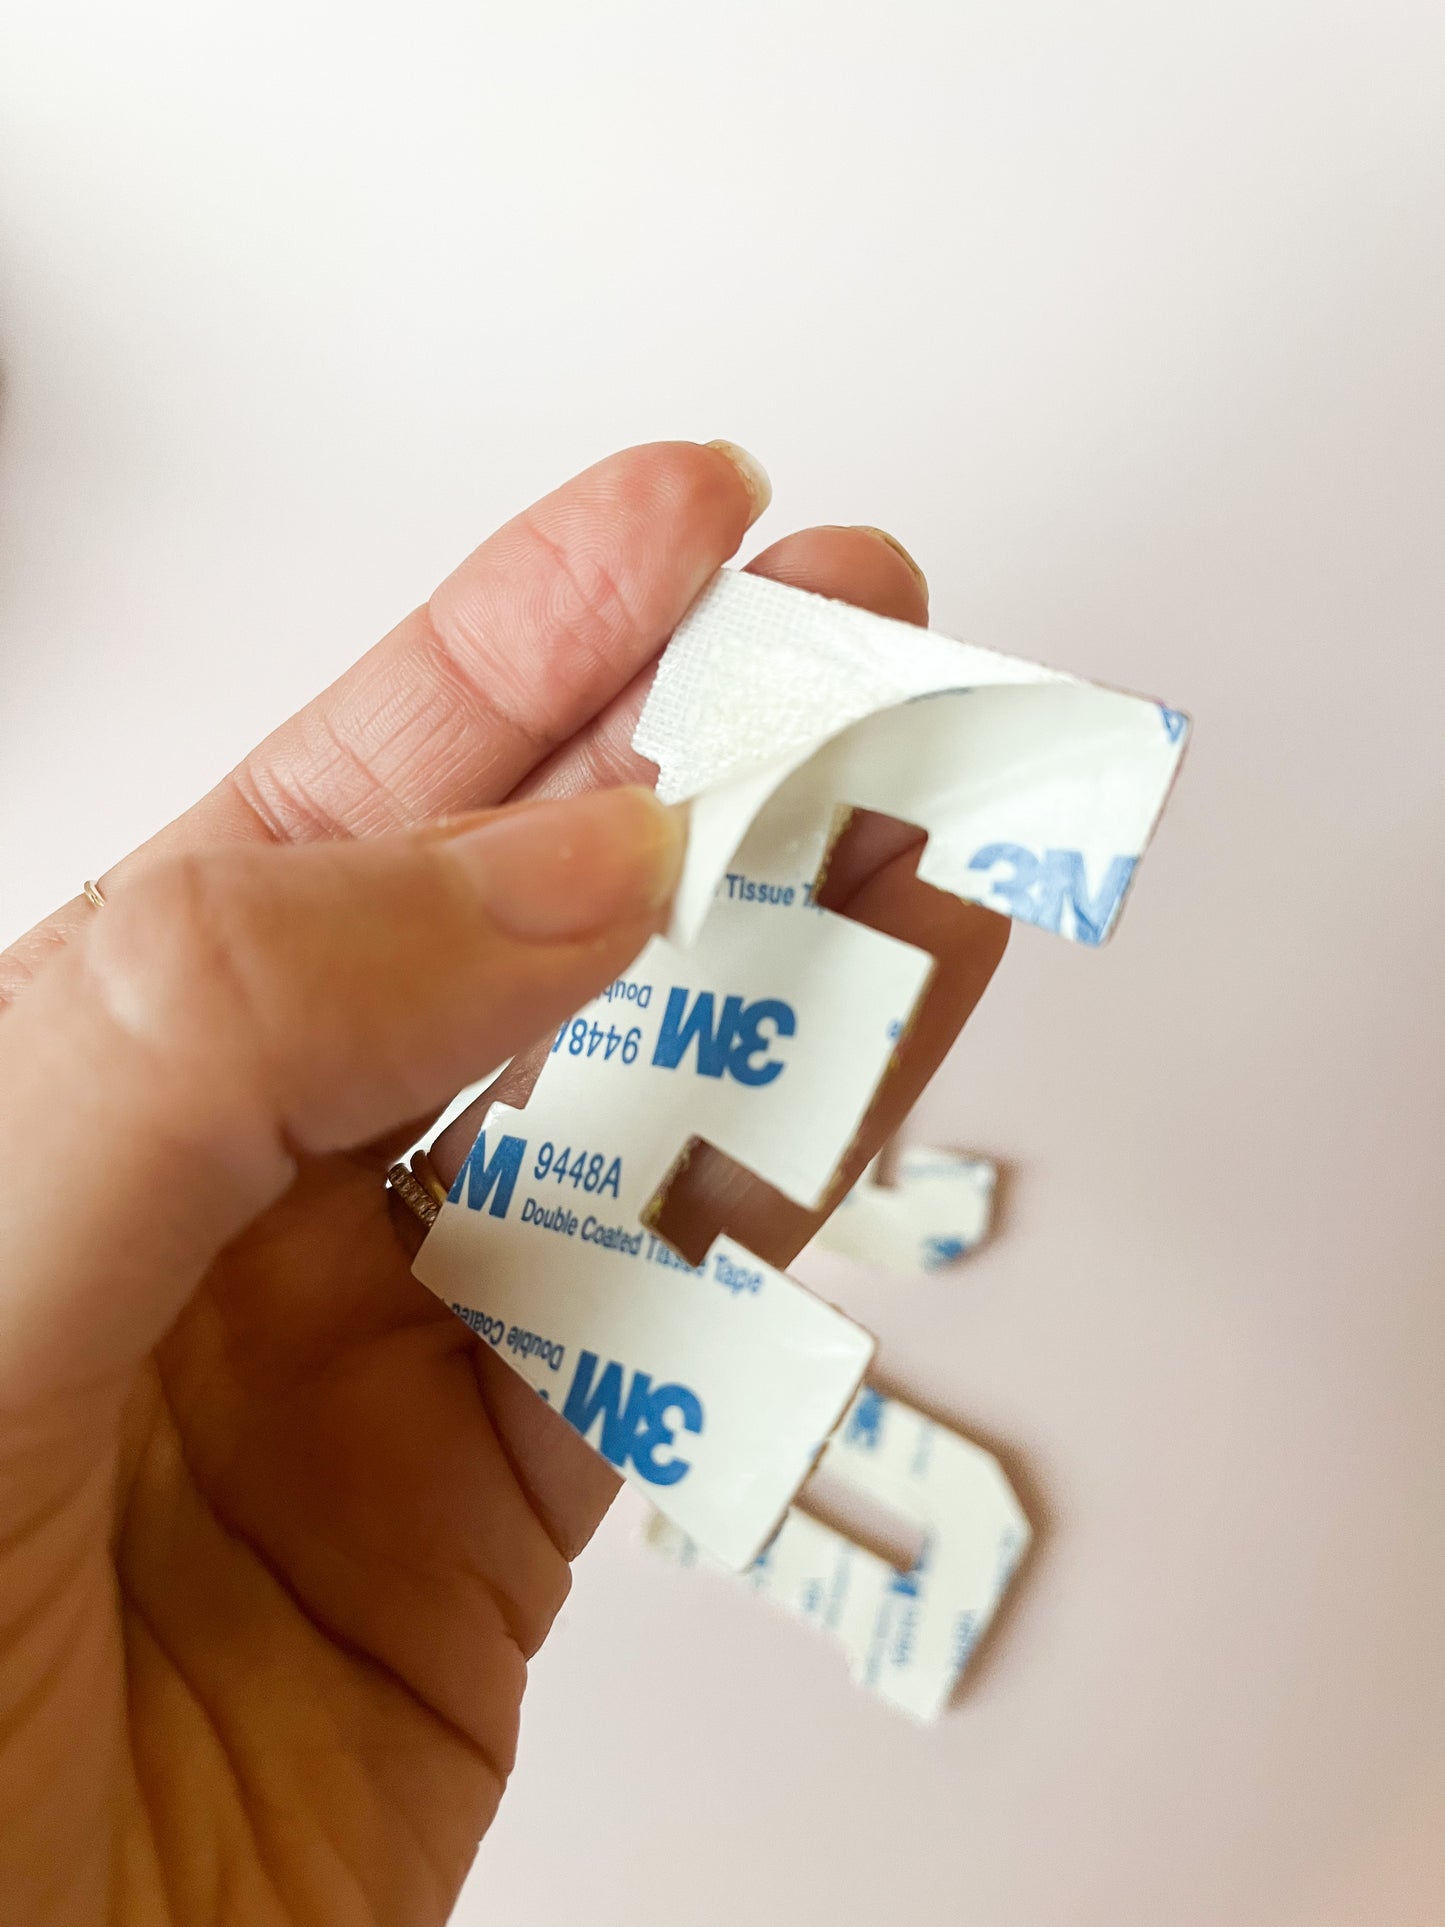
[
  {"xmin": 645, "ymin": 1383, "xmax": 1029, "ymax": 1723},
  {"xmin": 412, "ymin": 569, "xmax": 1188, "ymax": 1569}
]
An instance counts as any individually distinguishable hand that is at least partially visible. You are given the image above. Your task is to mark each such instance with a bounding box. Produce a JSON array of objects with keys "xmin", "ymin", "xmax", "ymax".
[{"xmin": 0, "ymin": 442, "xmax": 1008, "ymax": 1927}]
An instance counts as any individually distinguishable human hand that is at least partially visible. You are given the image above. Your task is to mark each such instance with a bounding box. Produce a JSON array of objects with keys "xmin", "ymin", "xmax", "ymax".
[{"xmin": 0, "ymin": 442, "xmax": 1007, "ymax": 1926}]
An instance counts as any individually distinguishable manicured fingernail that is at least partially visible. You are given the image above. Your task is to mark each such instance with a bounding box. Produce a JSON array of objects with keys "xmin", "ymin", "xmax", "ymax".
[
  {"xmin": 856, "ymin": 526, "xmax": 928, "ymax": 594},
  {"xmin": 706, "ymin": 439, "xmax": 772, "ymax": 527},
  {"xmin": 443, "ymin": 787, "xmax": 687, "ymax": 943}
]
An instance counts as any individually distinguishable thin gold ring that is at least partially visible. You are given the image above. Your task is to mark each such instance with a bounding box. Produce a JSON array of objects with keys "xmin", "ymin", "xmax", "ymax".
[
  {"xmin": 83, "ymin": 879, "xmax": 107, "ymax": 909},
  {"xmin": 411, "ymin": 1148, "xmax": 448, "ymax": 1206}
]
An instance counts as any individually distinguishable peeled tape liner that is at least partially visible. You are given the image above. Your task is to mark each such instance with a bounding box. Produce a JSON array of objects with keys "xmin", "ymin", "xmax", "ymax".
[{"xmin": 413, "ymin": 570, "xmax": 1189, "ymax": 1570}]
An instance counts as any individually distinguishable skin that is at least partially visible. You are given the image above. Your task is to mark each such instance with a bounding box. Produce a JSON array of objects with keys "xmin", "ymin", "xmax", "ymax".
[{"xmin": 0, "ymin": 442, "xmax": 1007, "ymax": 1927}]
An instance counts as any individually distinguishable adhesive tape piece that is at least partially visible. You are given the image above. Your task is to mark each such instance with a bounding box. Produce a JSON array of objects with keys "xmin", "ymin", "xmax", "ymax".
[
  {"xmin": 645, "ymin": 1383, "xmax": 1030, "ymax": 1724},
  {"xmin": 412, "ymin": 569, "xmax": 1189, "ymax": 1569},
  {"xmin": 812, "ymin": 1147, "xmax": 997, "ymax": 1276}
]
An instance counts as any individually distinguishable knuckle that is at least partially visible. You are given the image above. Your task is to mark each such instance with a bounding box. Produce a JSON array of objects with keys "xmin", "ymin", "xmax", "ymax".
[
  {"xmin": 516, "ymin": 508, "xmax": 638, "ymax": 669},
  {"xmin": 418, "ymin": 592, "xmax": 555, "ymax": 761},
  {"xmin": 228, "ymin": 715, "xmax": 408, "ymax": 844},
  {"xmin": 436, "ymin": 506, "xmax": 638, "ymax": 693},
  {"xmin": 77, "ymin": 854, "xmax": 296, "ymax": 1199},
  {"xmin": 86, "ymin": 853, "xmax": 267, "ymax": 1064}
]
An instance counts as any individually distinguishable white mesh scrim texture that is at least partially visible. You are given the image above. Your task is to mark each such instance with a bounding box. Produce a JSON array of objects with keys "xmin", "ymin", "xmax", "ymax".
[{"xmin": 634, "ymin": 570, "xmax": 1057, "ymax": 803}]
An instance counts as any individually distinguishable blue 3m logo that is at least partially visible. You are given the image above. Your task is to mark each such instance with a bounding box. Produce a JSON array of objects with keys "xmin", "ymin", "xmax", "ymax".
[
  {"xmin": 448, "ymin": 1131, "xmax": 526, "ymax": 1218},
  {"xmin": 651, "ymin": 988, "xmax": 796, "ymax": 1085},
  {"xmin": 561, "ymin": 1351, "xmax": 704, "ymax": 1486},
  {"xmin": 967, "ymin": 845, "xmax": 1136, "ymax": 945},
  {"xmin": 844, "ymin": 1386, "xmax": 886, "ymax": 1451}
]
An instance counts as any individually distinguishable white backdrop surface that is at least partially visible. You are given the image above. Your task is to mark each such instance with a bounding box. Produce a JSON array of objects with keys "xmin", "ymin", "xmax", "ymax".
[{"xmin": 2, "ymin": 4, "xmax": 1444, "ymax": 1923}]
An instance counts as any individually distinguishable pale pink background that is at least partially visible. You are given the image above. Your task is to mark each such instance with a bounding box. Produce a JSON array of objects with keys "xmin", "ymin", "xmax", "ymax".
[{"xmin": 2, "ymin": 4, "xmax": 1443, "ymax": 1922}]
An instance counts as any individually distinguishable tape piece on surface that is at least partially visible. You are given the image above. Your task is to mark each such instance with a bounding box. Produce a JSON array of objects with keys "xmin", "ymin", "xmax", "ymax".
[
  {"xmin": 812, "ymin": 1146, "xmax": 997, "ymax": 1276},
  {"xmin": 645, "ymin": 1384, "xmax": 1029, "ymax": 1723},
  {"xmin": 412, "ymin": 569, "xmax": 1189, "ymax": 1569}
]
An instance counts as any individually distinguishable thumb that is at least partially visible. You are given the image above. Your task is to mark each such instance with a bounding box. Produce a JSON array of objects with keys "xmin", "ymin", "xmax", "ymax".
[{"xmin": 0, "ymin": 786, "xmax": 684, "ymax": 1404}]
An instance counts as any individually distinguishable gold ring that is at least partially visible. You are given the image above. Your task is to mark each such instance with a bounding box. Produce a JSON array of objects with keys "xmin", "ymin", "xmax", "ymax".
[
  {"xmin": 83, "ymin": 879, "xmax": 107, "ymax": 909},
  {"xmin": 386, "ymin": 1148, "xmax": 448, "ymax": 1227}
]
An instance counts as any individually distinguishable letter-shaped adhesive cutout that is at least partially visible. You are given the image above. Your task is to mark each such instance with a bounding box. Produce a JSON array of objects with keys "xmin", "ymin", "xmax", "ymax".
[
  {"xmin": 812, "ymin": 1146, "xmax": 997, "ymax": 1275},
  {"xmin": 413, "ymin": 570, "xmax": 1189, "ymax": 1568},
  {"xmin": 645, "ymin": 1384, "xmax": 1029, "ymax": 1723}
]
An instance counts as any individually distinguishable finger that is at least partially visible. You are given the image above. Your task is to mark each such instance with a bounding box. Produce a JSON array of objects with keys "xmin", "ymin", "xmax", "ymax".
[
  {"xmin": 0, "ymin": 440, "xmax": 766, "ymax": 1005},
  {"xmin": 509, "ymin": 522, "xmax": 930, "ymax": 802},
  {"xmin": 428, "ymin": 519, "xmax": 932, "ymax": 1155},
  {"xmin": 218, "ymin": 440, "xmax": 766, "ymax": 838},
  {"xmin": 347, "ymin": 519, "xmax": 935, "ymax": 1165},
  {"xmin": 0, "ymin": 787, "xmax": 685, "ymax": 1409},
  {"xmin": 748, "ymin": 521, "xmax": 927, "ymax": 609}
]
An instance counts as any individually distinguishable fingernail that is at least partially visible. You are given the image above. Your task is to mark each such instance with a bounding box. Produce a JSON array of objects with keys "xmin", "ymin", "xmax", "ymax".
[
  {"xmin": 706, "ymin": 439, "xmax": 772, "ymax": 527},
  {"xmin": 442, "ymin": 788, "xmax": 687, "ymax": 943},
  {"xmin": 856, "ymin": 526, "xmax": 928, "ymax": 594}
]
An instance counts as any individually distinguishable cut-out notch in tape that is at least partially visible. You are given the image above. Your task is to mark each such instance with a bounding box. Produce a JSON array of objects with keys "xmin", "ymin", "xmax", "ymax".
[
  {"xmin": 645, "ymin": 1383, "xmax": 1029, "ymax": 1724},
  {"xmin": 413, "ymin": 569, "xmax": 1189, "ymax": 1569}
]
